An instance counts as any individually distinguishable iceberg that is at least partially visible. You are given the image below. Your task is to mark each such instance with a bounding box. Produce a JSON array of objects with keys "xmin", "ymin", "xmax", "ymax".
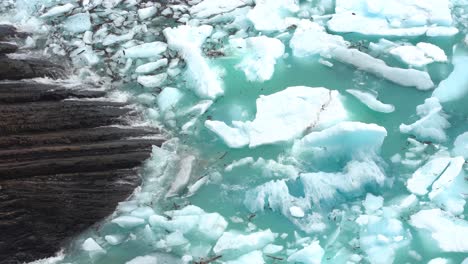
[
  {"xmin": 213, "ymin": 229, "xmax": 276, "ymax": 257},
  {"xmin": 432, "ymin": 50, "xmax": 468, "ymax": 103},
  {"xmin": 400, "ymin": 97, "xmax": 450, "ymax": 142},
  {"xmin": 453, "ymin": 132, "xmax": 468, "ymax": 159},
  {"xmin": 287, "ymin": 241, "xmax": 324, "ymax": 264},
  {"xmin": 328, "ymin": 0, "xmax": 456, "ymax": 37},
  {"xmin": 230, "ymin": 36, "xmax": 285, "ymax": 82},
  {"xmin": 332, "ymin": 47, "xmax": 434, "ymax": 90},
  {"xmin": 291, "ymin": 122, "xmax": 387, "ymax": 166},
  {"xmin": 290, "ymin": 20, "xmax": 348, "ymax": 58},
  {"xmin": 410, "ymin": 209, "xmax": 468, "ymax": 252},
  {"xmin": 206, "ymin": 86, "xmax": 347, "ymax": 148}
]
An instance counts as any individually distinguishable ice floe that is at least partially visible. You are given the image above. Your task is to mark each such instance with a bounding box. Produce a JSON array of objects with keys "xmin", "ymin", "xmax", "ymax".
[{"xmin": 206, "ymin": 86, "xmax": 347, "ymax": 148}]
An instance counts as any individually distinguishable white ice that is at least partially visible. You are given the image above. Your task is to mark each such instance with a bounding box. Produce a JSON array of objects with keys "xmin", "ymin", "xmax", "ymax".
[
  {"xmin": 346, "ymin": 89, "xmax": 395, "ymax": 113},
  {"xmin": 453, "ymin": 132, "xmax": 468, "ymax": 159},
  {"xmin": 410, "ymin": 209, "xmax": 468, "ymax": 252},
  {"xmin": 432, "ymin": 49, "xmax": 468, "ymax": 103},
  {"xmin": 400, "ymin": 97, "xmax": 450, "ymax": 142},
  {"xmin": 332, "ymin": 47, "xmax": 434, "ymax": 90},
  {"xmin": 124, "ymin": 42, "xmax": 167, "ymax": 58},
  {"xmin": 163, "ymin": 25, "xmax": 224, "ymax": 99},
  {"xmin": 287, "ymin": 241, "xmax": 324, "ymax": 264},
  {"xmin": 230, "ymin": 36, "xmax": 284, "ymax": 82},
  {"xmin": 206, "ymin": 86, "xmax": 347, "ymax": 148}
]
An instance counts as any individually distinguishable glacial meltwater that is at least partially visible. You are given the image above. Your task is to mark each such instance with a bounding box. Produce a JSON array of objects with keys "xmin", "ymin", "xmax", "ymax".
[{"xmin": 3, "ymin": 0, "xmax": 468, "ymax": 263}]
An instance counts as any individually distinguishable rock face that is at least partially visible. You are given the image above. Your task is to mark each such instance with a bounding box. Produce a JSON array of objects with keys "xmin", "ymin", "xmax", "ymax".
[{"xmin": 0, "ymin": 26, "xmax": 163, "ymax": 263}]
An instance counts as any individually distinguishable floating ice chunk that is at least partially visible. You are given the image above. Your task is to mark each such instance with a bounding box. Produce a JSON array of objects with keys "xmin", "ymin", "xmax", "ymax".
[
  {"xmin": 82, "ymin": 238, "xmax": 104, "ymax": 252},
  {"xmin": 429, "ymin": 156, "xmax": 466, "ymax": 215},
  {"xmin": 225, "ymin": 157, "xmax": 299, "ymax": 180},
  {"xmin": 164, "ymin": 25, "xmax": 223, "ymax": 99},
  {"xmin": 206, "ymin": 86, "xmax": 347, "ymax": 148},
  {"xmin": 287, "ymin": 241, "xmax": 324, "ymax": 264},
  {"xmin": 410, "ymin": 209, "xmax": 468, "ymax": 252},
  {"xmin": 332, "ymin": 47, "xmax": 434, "ymax": 90},
  {"xmin": 426, "ymin": 27, "xmax": 459, "ymax": 37},
  {"xmin": 111, "ymin": 215, "xmax": 146, "ymax": 229},
  {"xmin": 149, "ymin": 205, "xmax": 227, "ymax": 241},
  {"xmin": 428, "ymin": 258, "xmax": 450, "ymax": 264},
  {"xmin": 166, "ymin": 155, "xmax": 195, "ymax": 197},
  {"xmin": 358, "ymin": 214, "xmax": 410, "ymax": 264},
  {"xmin": 416, "ymin": 43, "xmax": 448, "ymax": 63},
  {"xmin": 289, "ymin": 206, "xmax": 305, "ymax": 218},
  {"xmin": 157, "ymin": 87, "xmax": 184, "ymax": 112},
  {"xmin": 292, "ymin": 122, "xmax": 387, "ymax": 166},
  {"xmin": 63, "ymin": 13, "xmax": 91, "ymax": 33},
  {"xmin": 400, "ymin": 97, "xmax": 450, "ymax": 142},
  {"xmin": 301, "ymin": 160, "xmax": 386, "ymax": 205},
  {"xmin": 137, "ymin": 73, "xmax": 167, "ymax": 88},
  {"xmin": 363, "ymin": 194, "xmax": 384, "ymax": 214},
  {"xmin": 432, "ymin": 50, "xmax": 468, "ymax": 103},
  {"xmin": 328, "ymin": 0, "xmax": 454, "ymax": 37},
  {"xmin": 82, "ymin": 238, "xmax": 106, "ymax": 258},
  {"xmin": 205, "ymin": 121, "xmax": 250, "ymax": 148},
  {"xmin": 40, "ymin": 3, "xmax": 75, "ymax": 18},
  {"xmin": 124, "ymin": 42, "xmax": 167, "ymax": 58},
  {"xmin": 138, "ymin": 6, "xmax": 157, "ymax": 20},
  {"xmin": 166, "ymin": 231, "xmax": 189, "ymax": 247},
  {"xmin": 125, "ymin": 256, "xmax": 158, "ymax": 264},
  {"xmin": 453, "ymin": 132, "xmax": 468, "ymax": 159},
  {"xmin": 225, "ymin": 251, "xmax": 264, "ymax": 264},
  {"xmin": 103, "ymin": 32, "xmax": 134, "ymax": 46},
  {"xmin": 231, "ymin": 36, "xmax": 284, "ymax": 82},
  {"xmin": 407, "ymin": 157, "xmax": 451, "ymax": 196},
  {"xmin": 213, "ymin": 229, "xmax": 276, "ymax": 256},
  {"xmin": 263, "ymin": 244, "xmax": 283, "ymax": 254},
  {"xmin": 388, "ymin": 43, "xmax": 447, "ymax": 67},
  {"xmin": 135, "ymin": 59, "xmax": 168, "ymax": 74},
  {"xmin": 130, "ymin": 207, "xmax": 155, "ymax": 220},
  {"xmin": 390, "ymin": 46, "xmax": 435, "ymax": 68},
  {"xmin": 104, "ymin": 234, "xmax": 126, "ymax": 245},
  {"xmin": 190, "ymin": 0, "xmax": 249, "ymax": 18},
  {"xmin": 346, "ymin": 89, "xmax": 394, "ymax": 113},
  {"xmin": 248, "ymin": 0, "xmax": 299, "ymax": 31},
  {"xmin": 290, "ymin": 20, "xmax": 347, "ymax": 58}
]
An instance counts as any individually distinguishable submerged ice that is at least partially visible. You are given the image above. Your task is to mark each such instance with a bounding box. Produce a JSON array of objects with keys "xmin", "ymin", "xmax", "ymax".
[{"xmin": 5, "ymin": 0, "xmax": 468, "ymax": 263}]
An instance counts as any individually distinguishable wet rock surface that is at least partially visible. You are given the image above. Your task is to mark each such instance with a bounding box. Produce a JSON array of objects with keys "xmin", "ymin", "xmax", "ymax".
[{"xmin": 0, "ymin": 25, "xmax": 163, "ymax": 264}]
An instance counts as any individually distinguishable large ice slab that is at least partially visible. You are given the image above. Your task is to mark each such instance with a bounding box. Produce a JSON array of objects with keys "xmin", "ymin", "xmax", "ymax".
[
  {"xmin": 389, "ymin": 43, "xmax": 448, "ymax": 68},
  {"xmin": 400, "ymin": 97, "xmax": 450, "ymax": 142},
  {"xmin": 287, "ymin": 241, "xmax": 324, "ymax": 264},
  {"xmin": 205, "ymin": 86, "xmax": 347, "ymax": 148},
  {"xmin": 164, "ymin": 25, "xmax": 224, "ymax": 99},
  {"xmin": 328, "ymin": 0, "xmax": 457, "ymax": 37},
  {"xmin": 230, "ymin": 36, "xmax": 285, "ymax": 82},
  {"xmin": 428, "ymin": 156, "xmax": 466, "ymax": 215},
  {"xmin": 292, "ymin": 122, "xmax": 387, "ymax": 165},
  {"xmin": 247, "ymin": 0, "xmax": 299, "ymax": 31},
  {"xmin": 432, "ymin": 50, "xmax": 468, "ymax": 103},
  {"xmin": 357, "ymin": 213, "xmax": 410, "ymax": 264},
  {"xmin": 332, "ymin": 47, "xmax": 434, "ymax": 90},
  {"xmin": 301, "ymin": 159, "xmax": 386, "ymax": 206},
  {"xmin": 453, "ymin": 132, "xmax": 468, "ymax": 159},
  {"xmin": 407, "ymin": 157, "xmax": 451, "ymax": 196},
  {"xmin": 290, "ymin": 20, "xmax": 348, "ymax": 58},
  {"xmin": 410, "ymin": 209, "xmax": 468, "ymax": 252},
  {"xmin": 213, "ymin": 229, "xmax": 276, "ymax": 257}
]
